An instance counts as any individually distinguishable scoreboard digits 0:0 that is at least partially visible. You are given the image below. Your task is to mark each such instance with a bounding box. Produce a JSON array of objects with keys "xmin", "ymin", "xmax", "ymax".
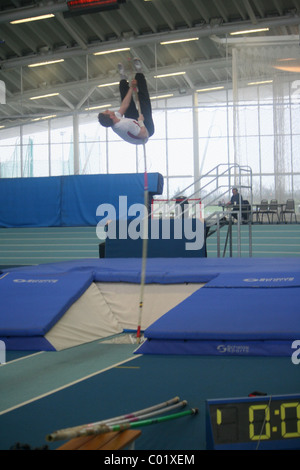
[{"xmin": 206, "ymin": 394, "xmax": 300, "ymax": 450}]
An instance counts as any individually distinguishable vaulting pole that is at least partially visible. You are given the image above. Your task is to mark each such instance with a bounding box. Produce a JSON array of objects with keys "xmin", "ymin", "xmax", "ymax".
[
  {"xmin": 128, "ymin": 60, "xmax": 149, "ymax": 344},
  {"xmin": 46, "ymin": 402, "xmax": 198, "ymax": 442},
  {"xmin": 106, "ymin": 400, "xmax": 187, "ymax": 426},
  {"xmin": 47, "ymin": 397, "xmax": 181, "ymax": 441},
  {"xmin": 136, "ymin": 138, "xmax": 148, "ymax": 343},
  {"xmin": 105, "ymin": 396, "xmax": 180, "ymax": 425},
  {"xmin": 46, "ymin": 396, "xmax": 187, "ymax": 442}
]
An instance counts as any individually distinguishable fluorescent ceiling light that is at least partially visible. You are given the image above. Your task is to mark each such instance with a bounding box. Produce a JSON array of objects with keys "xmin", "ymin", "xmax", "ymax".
[
  {"xmin": 32, "ymin": 115, "xmax": 57, "ymax": 121},
  {"xmin": 154, "ymin": 71, "xmax": 186, "ymax": 78},
  {"xmin": 30, "ymin": 93, "xmax": 60, "ymax": 100},
  {"xmin": 28, "ymin": 59, "xmax": 64, "ymax": 68},
  {"xmin": 0, "ymin": 126, "xmax": 5, "ymax": 129},
  {"xmin": 197, "ymin": 86, "xmax": 224, "ymax": 92},
  {"xmin": 150, "ymin": 93, "xmax": 174, "ymax": 100},
  {"xmin": 248, "ymin": 80, "xmax": 273, "ymax": 85},
  {"xmin": 97, "ymin": 82, "xmax": 119, "ymax": 88},
  {"xmin": 85, "ymin": 104, "xmax": 112, "ymax": 110},
  {"xmin": 10, "ymin": 14, "xmax": 55, "ymax": 24},
  {"xmin": 230, "ymin": 28, "xmax": 269, "ymax": 35},
  {"xmin": 93, "ymin": 47, "xmax": 130, "ymax": 55},
  {"xmin": 160, "ymin": 37, "xmax": 199, "ymax": 45}
]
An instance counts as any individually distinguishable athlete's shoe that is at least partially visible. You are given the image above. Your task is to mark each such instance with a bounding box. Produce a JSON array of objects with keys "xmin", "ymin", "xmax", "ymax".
[
  {"xmin": 118, "ymin": 63, "xmax": 127, "ymax": 79},
  {"xmin": 133, "ymin": 58, "xmax": 142, "ymax": 72}
]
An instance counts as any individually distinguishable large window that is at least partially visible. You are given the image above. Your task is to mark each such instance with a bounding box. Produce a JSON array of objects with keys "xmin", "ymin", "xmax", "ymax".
[{"xmin": 1, "ymin": 79, "xmax": 300, "ymax": 209}]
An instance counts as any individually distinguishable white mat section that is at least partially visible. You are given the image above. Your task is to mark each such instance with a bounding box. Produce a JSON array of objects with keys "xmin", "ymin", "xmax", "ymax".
[
  {"xmin": 45, "ymin": 282, "xmax": 204, "ymax": 350},
  {"xmin": 96, "ymin": 282, "xmax": 204, "ymax": 331},
  {"xmin": 45, "ymin": 283, "xmax": 123, "ymax": 351}
]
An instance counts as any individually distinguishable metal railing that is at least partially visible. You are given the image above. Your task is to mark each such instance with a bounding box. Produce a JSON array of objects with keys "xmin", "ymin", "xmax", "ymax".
[{"xmin": 155, "ymin": 163, "xmax": 254, "ymax": 257}]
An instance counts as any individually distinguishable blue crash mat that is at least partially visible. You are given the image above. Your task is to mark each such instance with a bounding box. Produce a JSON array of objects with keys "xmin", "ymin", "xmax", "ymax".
[
  {"xmin": 137, "ymin": 270, "xmax": 300, "ymax": 356},
  {"xmin": 0, "ymin": 271, "xmax": 93, "ymax": 336}
]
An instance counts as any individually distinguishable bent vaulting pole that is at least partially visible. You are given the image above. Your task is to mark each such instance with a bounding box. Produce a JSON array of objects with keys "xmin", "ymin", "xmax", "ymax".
[{"xmin": 137, "ymin": 138, "xmax": 148, "ymax": 343}]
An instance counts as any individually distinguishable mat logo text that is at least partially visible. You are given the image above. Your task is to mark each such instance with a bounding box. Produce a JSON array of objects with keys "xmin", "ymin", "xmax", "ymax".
[
  {"xmin": 96, "ymin": 196, "xmax": 204, "ymax": 251},
  {"xmin": 291, "ymin": 340, "xmax": 300, "ymax": 365},
  {"xmin": 217, "ymin": 344, "xmax": 250, "ymax": 354},
  {"xmin": 243, "ymin": 277, "xmax": 295, "ymax": 283}
]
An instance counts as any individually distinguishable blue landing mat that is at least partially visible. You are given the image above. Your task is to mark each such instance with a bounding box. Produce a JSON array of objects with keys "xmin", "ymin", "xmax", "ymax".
[
  {"xmin": 0, "ymin": 271, "xmax": 93, "ymax": 350},
  {"xmin": 1, "ymin": 257, "xmax": 300, "ymax": 354},
  {"xmin": 137, "ymin": 270, "xmax": 300, "ymax": 357}
]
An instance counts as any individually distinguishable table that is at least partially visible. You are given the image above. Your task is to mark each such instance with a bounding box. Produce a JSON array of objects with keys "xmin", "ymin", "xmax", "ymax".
[
  {"xmin": 57, "ymin": 429, "xmax": 142, "ymax": 451},
  {"xmin": 218, "ymin": 203, "xmax": 251, "ymax": 222}
]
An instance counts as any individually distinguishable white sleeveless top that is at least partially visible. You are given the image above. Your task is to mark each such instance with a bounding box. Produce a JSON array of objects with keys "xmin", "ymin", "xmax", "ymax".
[{"xmin": 112, "ymin": 112, "xmax": 148, "ymax": 145}]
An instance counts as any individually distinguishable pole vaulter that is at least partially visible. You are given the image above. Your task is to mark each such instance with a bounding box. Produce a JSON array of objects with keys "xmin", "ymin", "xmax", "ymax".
[{"xmin": 98, "ymin": 58, "xmax": 155, "ymax": 343}]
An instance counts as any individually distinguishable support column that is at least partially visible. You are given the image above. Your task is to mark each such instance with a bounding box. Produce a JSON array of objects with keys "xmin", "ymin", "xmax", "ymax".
[
  {"xmin": 193, "ymin": 92, "xmax": 200, "ymax": 198},
  {"xmin": 73, "ymin": 111, "xmax": 80, "ymax": 175}
]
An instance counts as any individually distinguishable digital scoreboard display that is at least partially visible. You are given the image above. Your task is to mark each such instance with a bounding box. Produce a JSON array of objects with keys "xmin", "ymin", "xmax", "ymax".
[
  {"xmin": 206, "ymin": 394, "xmax": 300, "ymax": 450},
  {"xmin": 66, "ymin": 0, "xmax": 126, "ymax": 16},
  {"xmin": 67, "ymin": 0, "xmax": 125, "ymax": 9}
]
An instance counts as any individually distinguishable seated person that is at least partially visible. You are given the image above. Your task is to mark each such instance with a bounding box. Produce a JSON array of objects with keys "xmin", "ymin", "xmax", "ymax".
[{"xmin": 227, "ymin": 187, "xmax": 243, "ymax": 220}]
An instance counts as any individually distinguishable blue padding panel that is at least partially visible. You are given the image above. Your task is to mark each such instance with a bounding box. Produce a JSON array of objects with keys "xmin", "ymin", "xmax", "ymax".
[
  {"xmin": 0, "ymin": 176, "xmax": 61, "ymax": 228},
  {"xmin": 0, "ymin": 173, "xmax": 163, "ymax": 227},
  {"xmin": 105, "ymin": 219, "xmax": 206, "ymax": 258},
  {"xmin": 3, "ymin": 257, "xmax": 300, "ymax": 284},
  {"xmin": 0, "ymin": 272, "xmax": 93, "ymax": 336},
  {"xmin": 62, "ymin": 173, "xmax": 163, "ymax": 226},
  {"xmin": 137, "ymin": 339, "xmax": 293, "ymax": 357},
  {"xmin": 0, "ymin": 336, "xmax": 56, "ymax": 351}
]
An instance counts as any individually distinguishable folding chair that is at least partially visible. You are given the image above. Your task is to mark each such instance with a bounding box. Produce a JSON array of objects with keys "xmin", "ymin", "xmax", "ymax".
[
  {"xmin": 281, "ymin": 199, "xmax": 297, "ymax": 223},
  {"xmin": 268, "ymin": 199, "xmax": 279, "ymax": 223},
  {"xmin": 257, "ymin": 199, "xmax": 270, "ymax": 223}
]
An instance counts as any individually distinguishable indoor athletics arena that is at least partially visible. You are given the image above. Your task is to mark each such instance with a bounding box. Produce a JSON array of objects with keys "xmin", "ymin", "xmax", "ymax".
[{"xmin": 0, "ymin": 0, "xmax": 300, "ymax": 453}]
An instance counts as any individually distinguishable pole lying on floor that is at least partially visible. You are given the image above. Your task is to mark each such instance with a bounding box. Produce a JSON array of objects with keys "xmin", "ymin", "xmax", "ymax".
[
  {"xmin": 105, "ymin": 400, "xmax": 187, "ymax": 426},
  {"xmin": 46, "ymin": 397, "xmax": 199, "ymax": 442},
  {"xmin": 46, "ymin": 405, "xmax": 198, "ymax": 442},
  {"xmin": 46, "ymin": 396, "xmax": 180, "ymax": 442},
  {"xmin": 104, "ymin": 396, "xmax": 180, "ymax": 425}
]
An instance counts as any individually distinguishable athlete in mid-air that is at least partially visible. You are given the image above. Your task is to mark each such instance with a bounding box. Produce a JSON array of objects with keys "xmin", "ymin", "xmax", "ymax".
[{"xmin": 98, "ymin": 58, "xmax": 154, "ymax": 145}]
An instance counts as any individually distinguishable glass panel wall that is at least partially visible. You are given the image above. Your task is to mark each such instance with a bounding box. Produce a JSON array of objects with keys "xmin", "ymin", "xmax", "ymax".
[{"xmin": 0, "ymin": 76, "xmax": 300, "ymax": 212}]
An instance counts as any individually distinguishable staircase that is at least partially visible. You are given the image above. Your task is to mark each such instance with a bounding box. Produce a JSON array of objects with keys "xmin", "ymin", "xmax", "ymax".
[{"xmin": 155, "ymin": 163, "xmax": 254, "ymax": 258}]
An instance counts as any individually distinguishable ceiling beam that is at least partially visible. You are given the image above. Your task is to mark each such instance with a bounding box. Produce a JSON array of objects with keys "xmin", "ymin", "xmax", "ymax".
[
  {"xmin": 242, "ymin": 0, "xmax": 258, "ymax": 24},
  {"xmin": 1, "ymin": 55, "xmax": 229, "ymax": 106},
  {"xmin": 55, "ymin": 12, "xmax": 88, "ymax": 50},
  {"xmin": 1, "ymin": 13, "xmax": 300, "ymax": 70}
]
